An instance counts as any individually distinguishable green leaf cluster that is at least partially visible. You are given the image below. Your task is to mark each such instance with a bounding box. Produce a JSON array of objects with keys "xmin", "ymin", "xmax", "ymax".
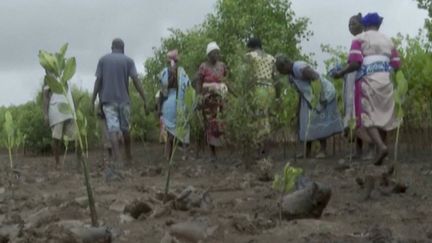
[
  {"xmin": 129, "ymin": 75, "xmax": 159, "ymax": 142},
  {"xmin": 394, "ymin": 71, "xmax": 409, "ymax": 119},
  {"xmin": 310, "ymin": 80, "xmax": 322, "ymax": 109},
  {"xmin": 321, "ymin": 44, "xmax": 346, "ymax": 115},
  {"xmin": 38, "ymin": 43, "xmax": 76, "ymax": 94},
  {"xmin": 272, "ymin": 162, "xmax": 303, "ymax": 193},
  {"xmin": 3, "ymin": 111, "xmax": 16, "ymax": 151},
  {"xmin": 416, "ymin": 0, "xmax": 432, "ymax": 42},
  {"xmin": 395, "ymin": 34, "xmax": 432, "ymax": 120},
  {"xmin": 175, "ymin": 86, "xmax": 197, "ymax": 140},
  {"xmin": 142, "ymin": 0, "xmax": 312, "ymax": 152}
]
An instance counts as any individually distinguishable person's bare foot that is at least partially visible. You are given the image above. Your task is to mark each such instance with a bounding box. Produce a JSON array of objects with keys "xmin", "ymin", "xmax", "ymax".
[{"xmin": 374, "ymin": 146, "xmax": 388, "ymax": 166}]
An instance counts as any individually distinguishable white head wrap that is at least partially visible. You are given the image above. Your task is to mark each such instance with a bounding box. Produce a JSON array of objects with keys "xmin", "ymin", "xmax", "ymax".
[{"xmin": 206, "ymin": 41, "xmax": 220, "ymax": 55}]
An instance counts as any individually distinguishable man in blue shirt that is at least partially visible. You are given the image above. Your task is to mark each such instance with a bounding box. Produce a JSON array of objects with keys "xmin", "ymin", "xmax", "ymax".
[{"xmin": 92, "ymin": 38, "xmax": 147, "ymax": 168}]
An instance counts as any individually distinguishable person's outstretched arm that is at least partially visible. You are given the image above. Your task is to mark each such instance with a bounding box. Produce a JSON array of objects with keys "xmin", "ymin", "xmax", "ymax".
[
  {"xmin": 132, "ymin": 76, "xmax": 148, "ymax": 112},
  {"xmin": 91, "ymin": 77, "xmax": 101, "ymax": 109}
]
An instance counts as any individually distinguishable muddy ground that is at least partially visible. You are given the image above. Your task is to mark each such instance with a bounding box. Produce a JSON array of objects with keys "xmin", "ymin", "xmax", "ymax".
[{"xmin": 0, "ymin": 143, "xmax": 432, "ymax": 243}]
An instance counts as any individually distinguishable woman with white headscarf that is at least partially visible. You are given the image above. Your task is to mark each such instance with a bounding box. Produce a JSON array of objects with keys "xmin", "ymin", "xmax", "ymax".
[{"xmin": 197, "ymin": 41, "xmax": 228, "ymax": 161}]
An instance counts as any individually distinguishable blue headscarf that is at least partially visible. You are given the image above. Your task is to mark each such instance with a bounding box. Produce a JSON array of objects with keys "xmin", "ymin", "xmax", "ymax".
[{"xmin": 362, "ymin": 12, "xmax": 383, "ymax": 27}]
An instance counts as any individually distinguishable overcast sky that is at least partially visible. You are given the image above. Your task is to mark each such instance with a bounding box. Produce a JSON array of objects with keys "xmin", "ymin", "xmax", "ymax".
[{"xmin": 0, "ymin": 0, "xmax": 427, "ymax": 106}]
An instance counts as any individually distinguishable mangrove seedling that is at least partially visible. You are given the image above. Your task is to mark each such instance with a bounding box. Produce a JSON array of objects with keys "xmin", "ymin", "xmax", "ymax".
[{"xmin": 38, "ymin": 43, "xmax": 98, "ymax": 226}]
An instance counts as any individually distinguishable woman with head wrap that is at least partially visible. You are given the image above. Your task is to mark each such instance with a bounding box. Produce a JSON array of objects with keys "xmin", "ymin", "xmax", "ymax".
[
  {"xmin": 335, "ymin": 13, "xmax": 375, "ymax": 160},
  {"xmin": 333, "ymin": 13, "xmax": 401, "ymax": 165},
  {"xmin": 275, "ymin": 54, "xmax": 343, "ymax": 159},
  {"xmin": 245, "ymin": 37, "xmax": 278, "ymax": 156},
  {"xmin": 159, "ymin": 49, "xmax": 191, "ymax": 160},
  {"xmin": 196, "ymin": 41, "xmax": 228, "ymax": 161}
]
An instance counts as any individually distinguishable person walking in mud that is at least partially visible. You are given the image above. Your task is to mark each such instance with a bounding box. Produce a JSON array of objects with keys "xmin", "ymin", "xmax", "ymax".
[
  {"xmin": 330, "ymin": 13, "xmax": 375, "ymax": 160},
  {"xmin": 43, "ymin": 76, "xmax": 77, "ymax": 169},
  {"xmin": 158, "ymin": 49, "xmax": 191, "ymax": 161},
  {"xmin": 332, "ymin": 12, "xmax": 401, "ymax": 165},
  {"xmin": 245, "ymin": 37, "xmax": 279, "ymax": 158},
  {"xmin": 92, "ymin": 38, "xmax": 148, "ymax": 175},
  {"xmin": 96, "ymin": 102, "xmax": 112, "ymax": 161},
  {"xmin": 196, "ymin": 42, "xmax": 228, "ymax": 162},
  {"xmin": 275, "ymin": 54, "xmax": 343, "ymax": 159}
]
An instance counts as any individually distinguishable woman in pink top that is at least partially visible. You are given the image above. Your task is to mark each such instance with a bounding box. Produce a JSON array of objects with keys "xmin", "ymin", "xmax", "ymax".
[
  {"xmin": 333, "ymin": 12, "xmax": 401, "ymax": 165},
  {"xmin": 197, "ymin": 42, "xmax": 228, "ymax": 161}
]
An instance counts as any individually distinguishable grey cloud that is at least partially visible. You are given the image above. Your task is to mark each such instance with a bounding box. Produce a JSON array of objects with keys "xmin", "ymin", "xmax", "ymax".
[
  {"xmin": 0, "ymin": 0, "xmax": 216, "ymax": 105},
  {"xmin": 291, "ymin": 0, "xmax": 427, "ymax": 70},
  {"xmin": 0, "ymin": 0, "xmax": 427, "ymax": 105}
]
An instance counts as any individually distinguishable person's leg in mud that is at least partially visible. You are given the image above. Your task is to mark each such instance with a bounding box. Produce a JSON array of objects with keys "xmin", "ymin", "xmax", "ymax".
[
  {"xmin": 305, "ymin": 141, "xmax": 312, "ymax": 158},
  {"xmin": 102, "ymin": 131, "xmax": 125, "ymax": 181},
  {"xmin": 99, "ymin": 114, "xmax": 112, "ymax": 163},
  {"xmin": 204, "ymin": 122, "xmax": 217, "ymax": 162},
  {"xmin": 181, "ymin": 142, "xmax": 189, "ymax": 161},
  {"xmin": 123, "ymin": 131, "xmax": 132, "ymax": 165},
  {"xmin": 316, "ymin": 139, "xmax": 327, "ymax": 159},
  {"xmin": 362, "ymin": 143, "xmax": 375, "ymax": 161},
  {"xmin": 354, "ymin": 137, "xmax": 375, "ymax": 161},
  {"xmin": 52, "ymin": 139, "xmax": 61, "ymax": 169},
  {"xmin": 355, "ymin": 127, "xmax": 374, "ymax": 160},
  {"xmin": 165, "ymin": 133, "xmax": 175, "ymax": 161},
  {"xmin": 257, "ymin": 116, "xmax": 271, "ymax": 158},
  {"xmin": 119, "ymin": 103, "xmax": 132, "ymax": 165},
  {"xmin": 102, "ymin": 103, "xmax": 125, "ymax": 174},
  {"xmin": 354, "ymin": 137, "xmax": 363, "ymax": 158},
  {"xmin": 195, "ymin": 132, "xmax": 205, "ymax": 159},
  {"xmin": 109, "ymin": 132, "xmax": 121, "ymax": 167},
  {"xmin": 206, "ymin": 112, "xmax": 218, "ymax": 162},
  {"xmin": 61, "ymin": 120, "xmax": 80, "ymax": 172},
  {"xmin": 366, "ymin": 127, "xmax": 388, "ymax": 165},
  {"xmin": 379, "ymin": 129, "xmax": 388, "ymax": 161},
  {"xmin": 380, "ymin": 129, "xmax": 387, "ymax": 146},
  {"xmin": 209, "ymin": 145, "xmax": 217, "ymax": 162},
  {"xmin": 353, "ymin": 136, "xmax": 374, "ymax": 161},
  {"xmin": 202, "ymin": 105, "xmax": 216, "ymax": 162},
  {"xmin": 50, "ymin": 121, "xmax": 67, "ymax": 169},
  {"xmin": 107, "ymin": 148, "xmax": 112, "ymax": 160},
  {"xmin": 297, "ymin": 141, "xmax": 311, "ymax": 159}
]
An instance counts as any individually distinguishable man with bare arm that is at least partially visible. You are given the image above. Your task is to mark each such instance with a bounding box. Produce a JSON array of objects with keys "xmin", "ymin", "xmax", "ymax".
[{"xmin": 92, "ymin": 38, "xmax": 147, "ymax": 174}]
